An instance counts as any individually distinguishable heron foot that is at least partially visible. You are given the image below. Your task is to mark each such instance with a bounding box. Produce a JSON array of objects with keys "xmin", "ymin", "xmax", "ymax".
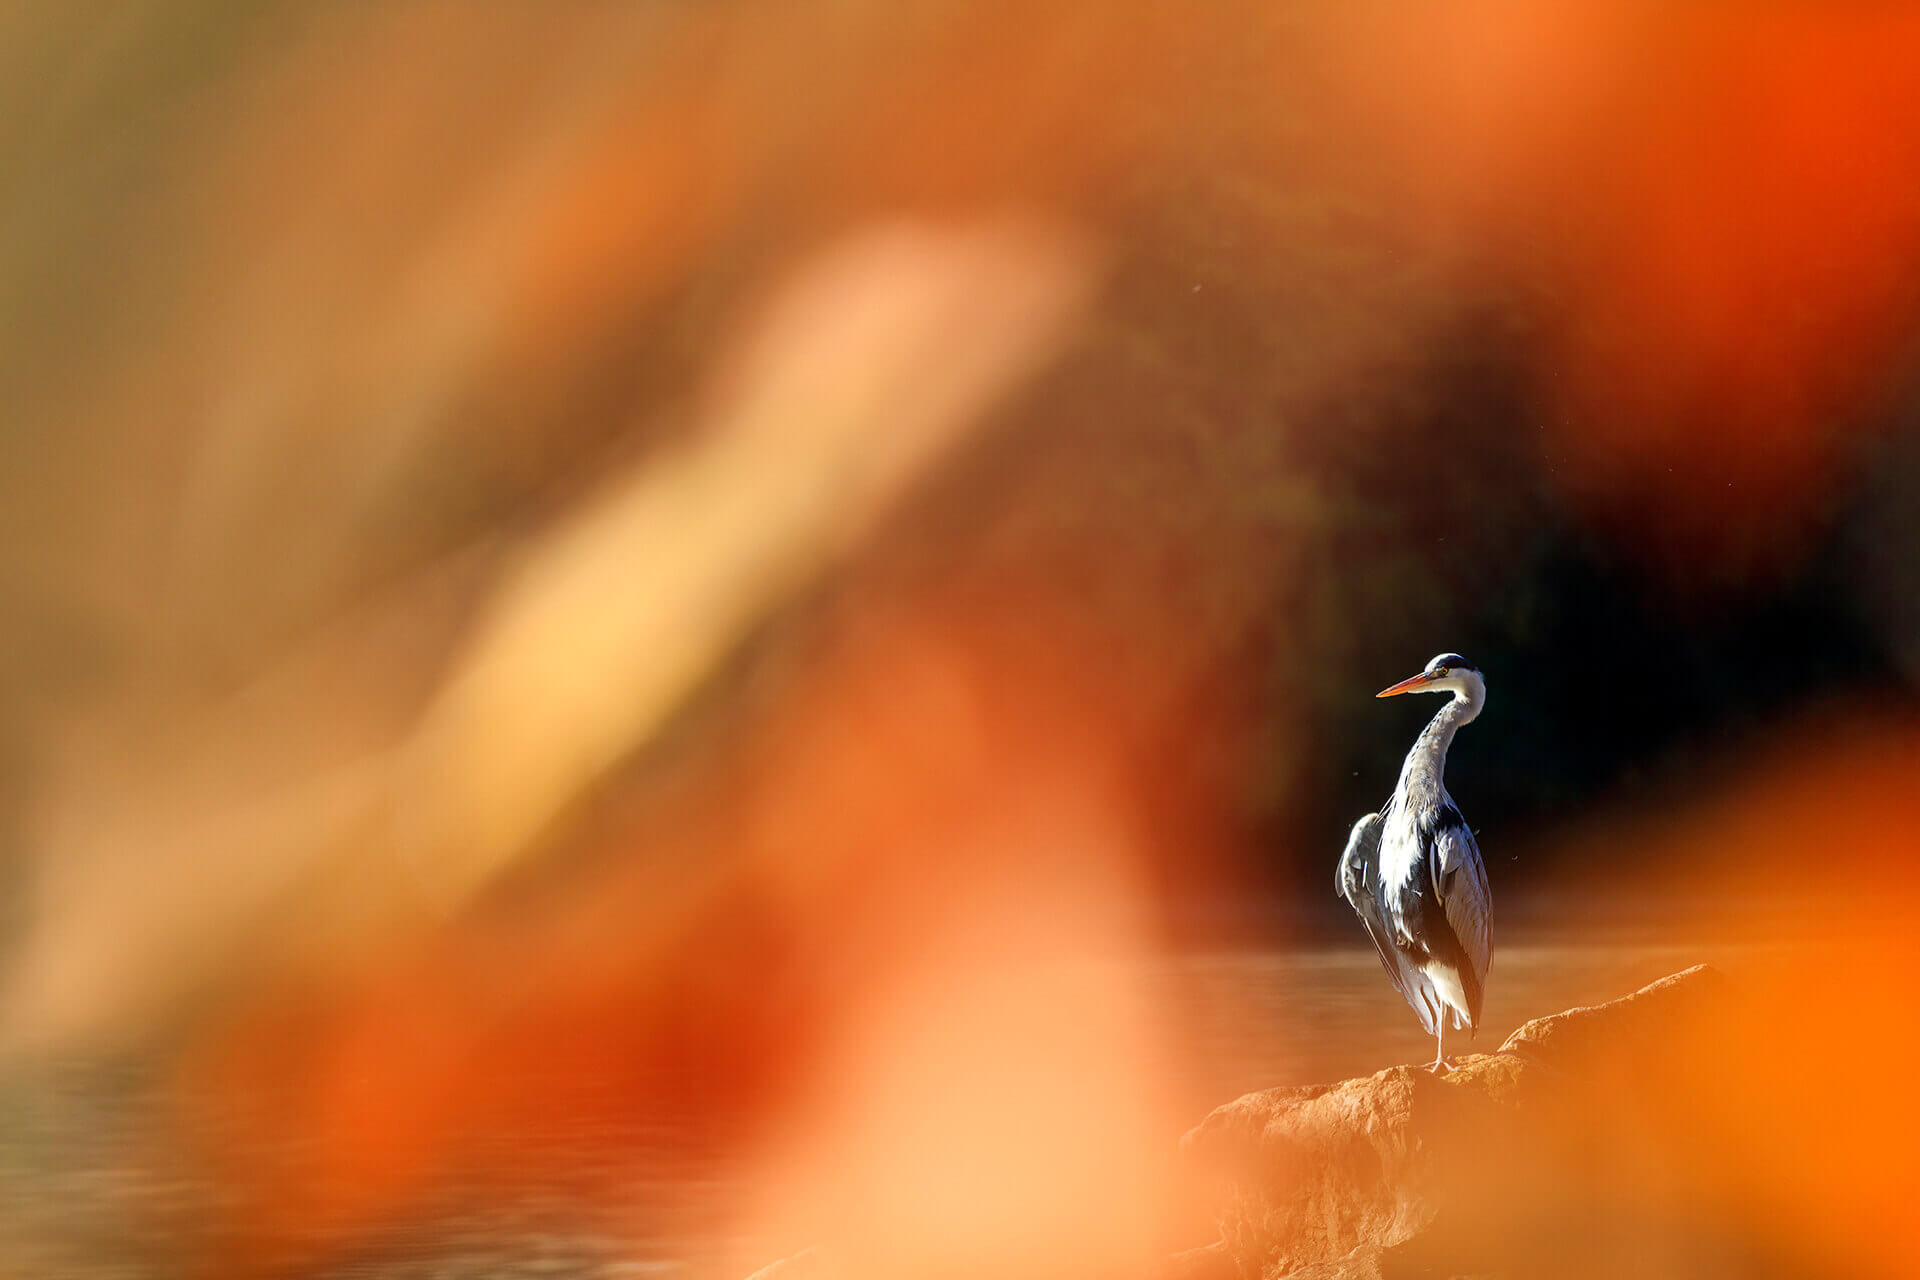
[{"xmin": 1426, "ymin": 1055, "xmax": 1456, "ymax": 1074}]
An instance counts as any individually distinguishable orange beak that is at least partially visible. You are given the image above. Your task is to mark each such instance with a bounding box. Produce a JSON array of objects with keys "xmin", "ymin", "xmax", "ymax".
[{"xmin": 1375, "ymin": 672, "xmax": 1439, "ymax": 698}]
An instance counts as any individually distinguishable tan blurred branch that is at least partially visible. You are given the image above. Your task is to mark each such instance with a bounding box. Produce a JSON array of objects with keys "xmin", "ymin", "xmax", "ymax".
[
  {"xmin": 399, "ymin": 217, "xmax": 1094, "ymax": 900},
  {"xmin": 1, "ymin": 217, "xmax": 1095, "ymax": 1055}
]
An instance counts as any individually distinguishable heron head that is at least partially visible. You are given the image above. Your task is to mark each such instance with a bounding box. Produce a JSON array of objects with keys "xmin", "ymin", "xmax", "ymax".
[{"xmin": 1376, "ymin": 653, "xmax": 1483, "ymax": 700}]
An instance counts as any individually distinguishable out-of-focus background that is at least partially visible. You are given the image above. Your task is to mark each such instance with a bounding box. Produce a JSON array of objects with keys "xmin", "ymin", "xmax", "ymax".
[{"xmin": 3, "ymin": 3, "xmax": 1920, "ymax": 1277}]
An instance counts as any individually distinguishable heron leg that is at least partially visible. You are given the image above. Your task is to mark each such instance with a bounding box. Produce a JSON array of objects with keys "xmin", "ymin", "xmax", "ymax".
[{"xmin": 1428, "ymin": 1020, "xmax": 1449, "ymax": 1073}]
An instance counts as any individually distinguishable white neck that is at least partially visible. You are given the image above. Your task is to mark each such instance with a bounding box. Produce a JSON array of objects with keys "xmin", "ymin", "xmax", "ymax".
[{"xmin": 1396, "ymin": 686, "xmax": 1482, "ymax": 805}]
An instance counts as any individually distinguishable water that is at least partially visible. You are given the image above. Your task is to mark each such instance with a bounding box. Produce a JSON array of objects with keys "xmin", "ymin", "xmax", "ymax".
[
  {"xmin": 0, "ymin": 935, "xmax": 1778, "ymax": 1278},
  {"xmin": 1156, "ymin": 934, "xmax": 1767, "ymax": 1106}
]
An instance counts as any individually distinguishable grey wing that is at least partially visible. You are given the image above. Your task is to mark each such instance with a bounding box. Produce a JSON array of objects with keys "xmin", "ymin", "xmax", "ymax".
[
  {"xmin": 1428, "ymin": 821, "xmax": 1492, "ymax": 1020},
  {"xmin": 1336, "ymin": 813, "xmax": 1439, "ymax": 1036}
]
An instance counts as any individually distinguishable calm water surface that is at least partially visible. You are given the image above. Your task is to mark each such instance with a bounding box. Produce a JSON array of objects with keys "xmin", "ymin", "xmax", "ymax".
[{"xmin": 0, "ymin": 936, "xmax": 1787, "ymax": 1278}]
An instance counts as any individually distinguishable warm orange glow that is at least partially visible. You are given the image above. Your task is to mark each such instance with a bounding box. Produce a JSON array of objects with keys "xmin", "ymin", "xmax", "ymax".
[
  {"xmin": 1317, "ymin": 4, "xmax": 1920, "ymax": 588},
  {"xmin": 4, "ymin": 4, "xmax": 1920, "ymax": 1276},
  {"xmin": 1525, "ymin": 704, "xmax": 1920, "ymax": 1274},
  {"xmin": 162, "ymin": 588, "xmax": 1235, "ymax": 1275},
  {"xmin": 1541, "ymin": 10, "xmax": 1920, "ymax": 584}
]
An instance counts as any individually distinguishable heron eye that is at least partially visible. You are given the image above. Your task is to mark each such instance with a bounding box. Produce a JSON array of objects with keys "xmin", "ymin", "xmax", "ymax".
[{"xmin": 1432, "ymin": 666, "xmax": 1448, "ymax": 677}]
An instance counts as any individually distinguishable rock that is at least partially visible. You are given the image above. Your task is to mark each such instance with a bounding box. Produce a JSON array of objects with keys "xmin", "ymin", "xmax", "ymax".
[
  {"xmin": 1181, "ymin": 1057, "xmax": 1531, "ymax": 1279},
  {"xmin": 1263, "ymin": 1244, "xmax": 1389, "ymax": 1280},
  {"xmin": 1163, "ymin": 1240, "xmax": 1238, "ymax": 1280},
  {"xmin": 1181, "ymin": 966, "xmax": 1741, "ymax": 1280},
  {"xmin": 743, "ymin": 1246, "xmax": 828, "ymax": 1280},
  {"xmin": 743, "ymin": 967, "xmax": 1769, "ymax": 1280},
  {"xmin": 1498, "ymin": 963, "xmax": 1728, "ymax": 1071}
]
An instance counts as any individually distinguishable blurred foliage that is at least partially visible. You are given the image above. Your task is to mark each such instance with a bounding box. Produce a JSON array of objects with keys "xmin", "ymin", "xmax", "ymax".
[
  {"xmin": 4, "ymin": 2, "xmax": 1920, "ymax": 1276},
  {"xmin": 2, "ymin": 0, "xmax": 1919, "ymax": 931}
]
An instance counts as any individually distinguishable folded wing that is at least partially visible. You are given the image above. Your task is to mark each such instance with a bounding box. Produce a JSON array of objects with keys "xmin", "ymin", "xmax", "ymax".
[
  {"xmin": 1336, "ymin": 812, "xmax": 1441, "ymax": 1036},
  {"xmin": 1427, "ymin": 821, "xmax": 1492, "ymax": 1028}
]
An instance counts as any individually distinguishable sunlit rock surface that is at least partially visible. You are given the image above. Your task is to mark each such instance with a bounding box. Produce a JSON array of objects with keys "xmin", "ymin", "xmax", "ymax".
[
  {"xmin": 742, "ymin": 965, "xmax": 1855, "ymax": 1280},
  {"xmin": 1180, "ymin": 966, "xmax": 1757, "ymax": 1280}
]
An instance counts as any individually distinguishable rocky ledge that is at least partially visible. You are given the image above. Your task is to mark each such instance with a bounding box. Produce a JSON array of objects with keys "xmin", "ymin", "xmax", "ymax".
[
  {"xmin": 751, "ymin": 966, "xmax": 1788, "ymax": 1280},
  {"xmin": 1180, "ymin": 965, "xmax": 1758, "ymax": 1279}
]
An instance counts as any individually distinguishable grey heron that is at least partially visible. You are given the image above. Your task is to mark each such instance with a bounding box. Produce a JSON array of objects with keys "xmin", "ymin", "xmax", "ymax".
[{"xmin": 1336, "ymin": 653, "xmax": 1492, "ymax": 1073}]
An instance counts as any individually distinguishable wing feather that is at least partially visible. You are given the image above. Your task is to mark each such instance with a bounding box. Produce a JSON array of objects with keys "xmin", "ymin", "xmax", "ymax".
[
  {"xmin": 1337, "ymin": 812, "xmax": 1440, "ymax": 1036},
  {"xmin": 1427, "ymin": 821, "xmax": 1492, "ymax": 1027}
]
